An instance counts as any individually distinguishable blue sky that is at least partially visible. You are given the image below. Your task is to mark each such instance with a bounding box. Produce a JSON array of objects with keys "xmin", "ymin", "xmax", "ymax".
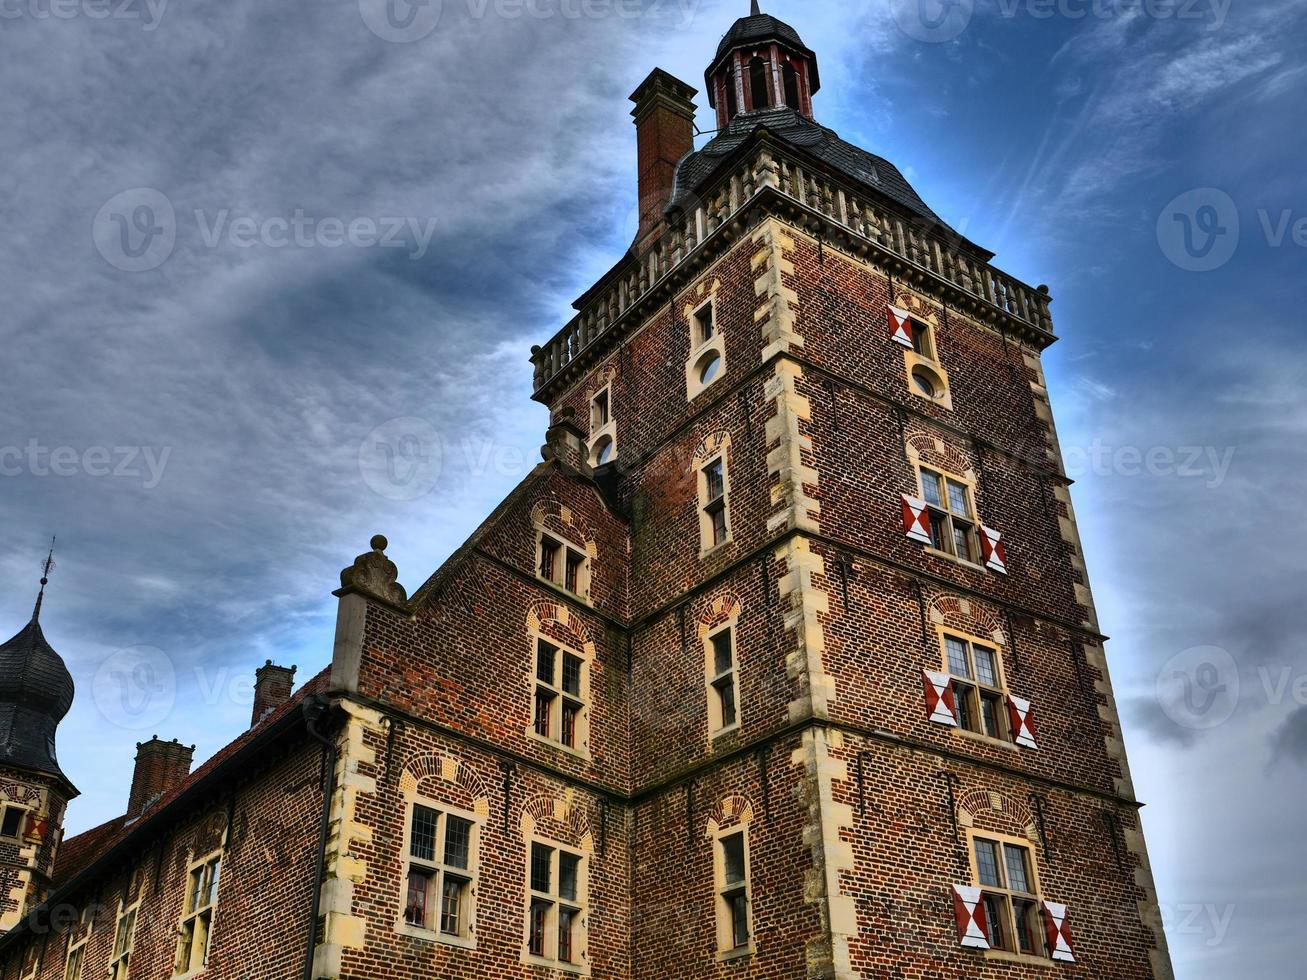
[{"xmin": 2, "ymin": 0, "xmax": 1304, "ymax": 975}]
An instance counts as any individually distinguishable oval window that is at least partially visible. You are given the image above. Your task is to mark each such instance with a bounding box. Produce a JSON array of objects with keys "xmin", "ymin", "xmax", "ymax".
[
  {"xmin": 698, "ymin": 352, "xmax": 722, "ymax": 385},
  {"xmin": 912, "ymin": 367, "xmax": 938, "ymax": 398}
]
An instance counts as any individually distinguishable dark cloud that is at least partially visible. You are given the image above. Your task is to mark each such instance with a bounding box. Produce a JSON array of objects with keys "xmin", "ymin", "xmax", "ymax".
[{"xmin": 1270, "ymin": 707, "xmax": 1307, "ymax": 767}]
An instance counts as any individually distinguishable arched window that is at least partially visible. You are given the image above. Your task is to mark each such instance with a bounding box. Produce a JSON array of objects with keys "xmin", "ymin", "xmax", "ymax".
[
  {"xmin": 725, "ymin": 71, "xmax": 738, "ymax": 120},
  {"xmin": 748, "ymin": 57, "xmax": 770, "ymax": 111},
  {"xmin": 782, "ymin": 62, "xmax": 800, "ymax": 110}
]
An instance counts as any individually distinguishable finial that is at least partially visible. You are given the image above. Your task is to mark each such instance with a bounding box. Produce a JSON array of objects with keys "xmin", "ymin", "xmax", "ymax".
[
  {"xmin": 32, "ymin": 537, "xmax": 55, "ymax": 622},
  {"xmin": 751, "ymin": 0, "xmax": 761, "ymax": 15}
]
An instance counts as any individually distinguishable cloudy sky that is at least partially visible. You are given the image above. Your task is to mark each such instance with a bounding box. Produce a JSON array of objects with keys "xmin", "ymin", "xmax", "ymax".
[{"xmin": 2, "ymin": 0, "xmax": 1304, "ymax": 974}]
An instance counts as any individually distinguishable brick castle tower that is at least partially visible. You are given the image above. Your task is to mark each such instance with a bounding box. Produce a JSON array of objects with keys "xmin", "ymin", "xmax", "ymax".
[{"xmin": 0, "ymin": 7, "xmax": 1174, "ymax": 980}]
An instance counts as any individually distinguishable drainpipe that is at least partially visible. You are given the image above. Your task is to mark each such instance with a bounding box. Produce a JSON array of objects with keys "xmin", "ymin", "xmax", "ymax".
[{"xmin": 302, "ymin": 695, "xmax": 338, "ymax": 980}]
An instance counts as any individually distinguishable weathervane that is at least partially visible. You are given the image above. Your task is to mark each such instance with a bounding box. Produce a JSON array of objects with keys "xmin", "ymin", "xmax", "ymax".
[{"xmin": 32, "ymin": 537, "xmax": 55, "ymax": 621}]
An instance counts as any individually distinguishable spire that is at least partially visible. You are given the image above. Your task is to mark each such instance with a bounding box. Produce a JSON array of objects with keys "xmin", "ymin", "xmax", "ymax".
[
  {"xmin": 32, "ymin": 537, "xmax": 55, "ymax": 623},
  {"xmin": 751, "ymin": 0, "xmax": 761, "ymax": 14}
]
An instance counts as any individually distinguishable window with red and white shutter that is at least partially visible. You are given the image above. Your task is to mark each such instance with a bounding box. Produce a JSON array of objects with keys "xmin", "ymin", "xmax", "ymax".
[
  {"xmin": 1006, "ymin": 695, "xmax": 1038, "ymax": 749},
  {"xmin": 951, "ymin": 886, "xmax": 990, "ymax": 949},
  {"xmin": 887, "ymin": 304, "xmax": 914, "ymax": 348},
  {"xmin": 1042, "ymin": 901, "xmax": 1076, "ymax": 962},
  {"xmin": 979, "ymin": 525, "xmax": 1008, "ymax": 574},
  {"xmin": 900, "ymin": 495, "xmax": 933, "ymax": 544},
  {"xmin": 922, "ymin": 671, "xmax": 958, "ymax": 727}
]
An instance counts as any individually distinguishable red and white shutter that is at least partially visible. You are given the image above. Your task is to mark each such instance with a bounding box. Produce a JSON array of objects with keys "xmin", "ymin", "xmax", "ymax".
[
  {"xmin": 887, "ymin": 305, "xmax": 914, "ymax": 348},
  {"xmin": 979, "ymin": 525, "xmax": 1007, "ymax": 574},
  {"xmin": 22, "ymin": 813, "xmax": 49, "ymax": 846},
  {"xmin": 1007, "ymin": 695, "xmax": 1038, "ymax": 749},
  {"xmin": 1042, "ymin": 902, "xmax": 1076, "ymax": 962},
  {"xmin": 901, "ymin": 495, "xmax": 932, "ymax": 544},
  {"xmin": 923, "ymin": 671, "xmax": 958, "ymax": 727},
  {"xmin": 951, "ymin": 885, "xmax": 990, "ymax": 949}
]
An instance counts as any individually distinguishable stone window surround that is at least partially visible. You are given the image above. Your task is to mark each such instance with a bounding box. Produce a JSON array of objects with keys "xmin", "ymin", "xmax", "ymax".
[
  {"xmin": 534, "ymin": 525, "xmax": 593, "ymax": 604},
  {"xmin": 696, "ymin": 438, "xmax": 734, "ymax": 557},
  {"xmin": 964, "ymin": 827, "xmax": 1052, "ymax": 966},
  {"xmin": 915, "ymin": 464, "xmax": 984, "ymax": 571},
  {"xmin": 394, "ymin": 791, "xmax": 481, "ymax": 950},
  {"xmin": 172, "ymin": 848, "xmax": 222, "ymax": 980},
  {"xmin": 710, "ymin": 814, "xmax": 756, "ymax": 961},
  {"xmin": 63, "ymin": 921, "xmax": 90, "ymax": 980},
  {"xmin": 703, "ymin": 619, "xmax": 741, "ymax": 742},
  {"xmin": 525, "ymin": 627, "xmax": 592, "ymax": 761},
  {"xmin": 0, "ymin": 802, "xmax": 28, "ymax": 841},
  {"xmin": 900, "ymin": 308, "xmax": 952, "ymax": 410},
  {"xmin": 588, "ymin": 381, "xmax": 617, "ymax": 467},
  {"xmin": 109, "ymin": 890, "xmax": 141, "ymax": 980},
  {"xmin": 522, "ymin": 832, "xmax": 590, "ymax": 975},
  {"xmin": 937, "ymin": 626, "xmax": 1018, "ymax": 752},
  {"xmin": 685, "ymin": 294, "xmax": 726, "ymax": 401}
]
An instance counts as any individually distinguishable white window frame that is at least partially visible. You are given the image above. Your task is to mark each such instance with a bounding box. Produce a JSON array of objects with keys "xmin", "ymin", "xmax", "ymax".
[
  {"xmin": 713, "ymin": 825, "xmax": 755, "ymax": 959},
  {"xmin": 19, "ymin": 945, "xmax": 38, "ymax": 980},
  {"xmin": 535, "ymin": 528, "xmax": 592, "ymax": 602},
  {"xmin": 686, "ymin": 296, "xmax": 726, "ymax": 400},
  {"xmin": 704, "ymin": 623, "xmax": 740, "ymax": 739},
  {"xmin": 698, "ymin": 453, "xmax": 733, "ymax": 555},
  {"xmin": 941, "ymin": 629, "xmax": 1012, "ymax": 745},
  {"xmin": 110, "ymin": 889, "xmax": 141, "ymax": 980},
  {"xmin": 523, "ymin": 836, "xmax": 589, "ymax": 974},
  {"xmin": 588, "ymin": 383, "xmax": 617, "ymax": 467},
  {"xmin": 528, "ymin": 633, "xmax": 591, "ymax": 758},
  {"xmin": 172, "ymin": 850, "xmax": 221, "ymax": 978},
  {"xmin": 397, "ymin": 796, "xmax": 480, "ymax": 948}
]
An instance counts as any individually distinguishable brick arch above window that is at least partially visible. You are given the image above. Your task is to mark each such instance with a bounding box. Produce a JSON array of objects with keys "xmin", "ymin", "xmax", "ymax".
[
  {"xmin": 519, "ymin": 795, "xmax": 595, "ymax": 854},
  {"xmin": 891, "ymin": 288, "xmax": 942, "ymax": 329},
  {"xmin": 692, "ymin": 429, "xmax": 733, "ymax": 467},
  {"xmin": 399, "ymin": 753, "xmax": 491, "ymax": 817},
  {"xmin": 526, "ymin": 602, "xmax": 596, "ymax": 655},
  {"xmin": 704, "ymin": 794, "xmax": 756, "ymax": 838},
  {"xmin": 905, "ymin": 431, "xmax": 975, "ymax": 482},
  {"xmin": 530, "ymin": 500, "xmax": 598, "ymax": 559},
  {"xmin": 956, "ymin": 788, "xmax": 1038, "ymax": 842},
  {"xmin": 927, "ymin": 592, "xmax": 1007, "ymax": 647},
  {"xmin": 697, "ymin": 592, "xmax": 743, "ymax": 630}
]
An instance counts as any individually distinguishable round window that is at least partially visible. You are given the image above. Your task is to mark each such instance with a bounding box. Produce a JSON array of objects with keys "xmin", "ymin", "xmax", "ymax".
[
  {"xmin": 912, "ymin": 366, "xmax": 938, "ymax": 398},
  {"xmin": 698, "ymin": 352, "xmax": 722, "ymax": 385},
  {"xmin": 593, "ymin": 437, "xmax": 614, "ymax": 466}
]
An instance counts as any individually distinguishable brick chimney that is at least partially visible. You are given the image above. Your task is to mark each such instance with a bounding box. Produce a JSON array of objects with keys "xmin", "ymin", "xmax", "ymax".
[
  {"xmin": 127, "ymin": 736, "xmax": 194, "ymax": 820},
  {"xmin": 252, "ymin": 660, "xmax": 297, "ymax": 728},
  {"xmin": 630, "ymin": 69, "xmax": 698, "ymax": 245}
]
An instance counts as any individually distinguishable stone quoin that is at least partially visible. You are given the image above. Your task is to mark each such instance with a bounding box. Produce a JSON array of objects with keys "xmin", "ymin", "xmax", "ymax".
[{"xmin": 0, "ymin": 7, "xmax": 1172, "ymax": 980}]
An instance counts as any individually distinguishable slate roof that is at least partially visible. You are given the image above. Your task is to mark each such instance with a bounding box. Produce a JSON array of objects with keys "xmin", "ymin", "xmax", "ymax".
[
  {"xmin": 667, "ymin": 106, "xmax": 987, "ymax": 258},
  {"xmin": 714, "ymin": 13, "xmax": 808, "ymax": 63},
  {"xmin": 0, "ymin": 615, "xmax": 75, "ymax": 783}
]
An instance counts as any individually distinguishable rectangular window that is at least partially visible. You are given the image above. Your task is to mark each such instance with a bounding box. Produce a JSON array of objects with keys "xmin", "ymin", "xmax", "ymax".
[
  {"xmin": 707, "ymin": 627, "xmax": 740, "ymax": 735},
  {"xmin": 945, "ymin": 633, "xmax": 1010, "ymax": 742},
  {"xmin": 532, "ymin": 638, "xmax": 588, "ymax": 753},
  {"xmin": 701, "ymin": 457, "xmax": 731, "ymax": 551},
  {"xmin": 920, "ymin": 467, "xmax": 978, "ymax": 563},
  {"xmin": 525, "ymin": 840, "xmax": 586, "ymax": 967},
  {"xmin": 538, "ymin": 532, "xmax": 590, "ymax": 599},
  {"xmin": 109, "ymin": 901, "xmax": 138, "ymax": 980},
  {"xmin": 972, "ymin": 836, "xmax": 1044, "ymax": 957},
  {"xmin": 591, "ymin": 389, "xmax": 610, "ymax": 429},
  {"xmin": 0, "ymin": 806, "xmax": 23, "ymax": 839},
  {"xmin": 64, "ymin": 940, "xmax": 86, "ymax": 980},
  {"xmin": 174, "ymin": 853, "xmax": 220, "ymax": 976},
  {"xmin": 717, "ymin": 832, "xmax": 752, "ymax": 953},
  {"xmin": 402, "ymin": 803, "xmax": 478, "ymax": 942},
  {"xmin": 693, "ymin": 301, "xmax": 715, "ymax": 347},
  {"xmin": 911, "ymin": 318, "xmax": 935, "ymax": 360}
]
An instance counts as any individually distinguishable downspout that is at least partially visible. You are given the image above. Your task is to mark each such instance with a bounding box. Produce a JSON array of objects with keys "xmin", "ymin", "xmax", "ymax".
[{"xmin": 302, "ymin": 695, "xmax": 338, "ymax": 980}]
